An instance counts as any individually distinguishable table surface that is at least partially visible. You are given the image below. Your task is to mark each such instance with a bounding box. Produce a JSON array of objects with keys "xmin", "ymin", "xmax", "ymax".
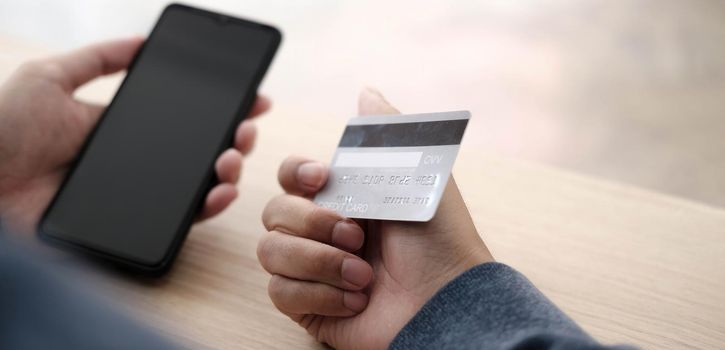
[{"xmin": 1, "ymin": 36, "xmax": 724, "ymax": 350}]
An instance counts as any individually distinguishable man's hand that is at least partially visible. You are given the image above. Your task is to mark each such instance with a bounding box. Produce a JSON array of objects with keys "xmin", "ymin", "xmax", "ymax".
[
  {"xmin": 257, "ymin": 88, "xmax": 494, "ymax": 349},
  {"xmin": 0, "ymin": 37, "xmax": 270, "ymax": 233}
]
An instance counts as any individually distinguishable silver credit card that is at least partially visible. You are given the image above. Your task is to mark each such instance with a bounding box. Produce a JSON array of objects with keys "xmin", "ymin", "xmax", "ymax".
[{"xmin": 314, "ymin": 111, "xmax": 470, "ymax": 221}]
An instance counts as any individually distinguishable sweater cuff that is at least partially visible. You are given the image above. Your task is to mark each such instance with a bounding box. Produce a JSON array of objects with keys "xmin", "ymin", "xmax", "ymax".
[{"xmin": 389, "ymin": 262, "xmax": 591, "ymax": 349}]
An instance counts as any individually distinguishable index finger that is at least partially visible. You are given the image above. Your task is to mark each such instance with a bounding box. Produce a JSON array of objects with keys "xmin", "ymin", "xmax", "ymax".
[
  {"xmin": 262, "ymin": 194, "xmax": 364, "ymax": 252},
  {"xmin": 278, "ymin": 156, "xmax": 329, "ymax": 197}
]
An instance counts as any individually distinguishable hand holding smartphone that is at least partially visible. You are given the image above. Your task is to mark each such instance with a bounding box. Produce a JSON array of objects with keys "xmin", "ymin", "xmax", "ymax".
[{"xmin": 39, "ymin": 4, "xmax": 281, "ymax": 274}]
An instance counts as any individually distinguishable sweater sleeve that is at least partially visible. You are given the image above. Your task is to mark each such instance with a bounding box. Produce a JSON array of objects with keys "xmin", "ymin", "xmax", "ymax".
[
  {"xmin": 0, "ymin": 237, "xmax": 180, "ymax": 350},
  {"xmin": 389, "ymin": 263, "xmax": 635, "ymax": 350}
]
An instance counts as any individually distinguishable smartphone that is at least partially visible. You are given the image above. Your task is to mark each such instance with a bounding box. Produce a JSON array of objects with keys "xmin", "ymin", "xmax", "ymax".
[{"xmin": 38, "ymin": 4, "xmax": 281, "ymax": 274}]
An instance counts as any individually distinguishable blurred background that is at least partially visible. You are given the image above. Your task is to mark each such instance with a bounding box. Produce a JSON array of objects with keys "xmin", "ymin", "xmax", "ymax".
[{"xmin": 1, "ymin": 0, "xmax": 724, "ymax": 207}]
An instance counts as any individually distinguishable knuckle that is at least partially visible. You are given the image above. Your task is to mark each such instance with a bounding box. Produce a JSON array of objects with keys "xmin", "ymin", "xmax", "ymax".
[
  {"xmin": 302, "ymin": 205, "xmax": 339, "ymax": 239},
  {"xmin": 267, "ymin": 275, "xmax": 289, "ymax": 306},
  {"xmin": 306, "ymin": 245, "xmax": 346, "ymax": 279},
  {"xmin": 268, "ymin": 275, "xmax": 306, "ymax": 314},
  {"xmin": 302, "ymin": 206, "xmax": 323, "ymax": 236},
  {"xmin": 256, "ymin": 235, "xmax": 275, "ymax": 271},
  {"xmin": 261, "ymin": 194, "xmax": 286, "ymax": 231}
]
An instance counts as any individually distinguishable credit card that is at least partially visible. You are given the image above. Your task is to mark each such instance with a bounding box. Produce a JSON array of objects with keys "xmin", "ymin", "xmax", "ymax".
[{"xmin": 314, "ymin": 111, "xmax": 470, "ymax": 221}]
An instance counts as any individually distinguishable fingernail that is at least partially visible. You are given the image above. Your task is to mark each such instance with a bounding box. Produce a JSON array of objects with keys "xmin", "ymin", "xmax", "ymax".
[
  {"xmin": 341, "ymin": 258, "xmax": 372, "ymax": 288},
  {"xmin": 297, "ymin": 162, "xmax": 325, "ymax": 190},
  {"xmin": 343, "ymin": 292, "xmax": 368, "ymax": 312},
  {"xmin": 331, "ymin": 220, "xmax": 364, "ymax": 252}
]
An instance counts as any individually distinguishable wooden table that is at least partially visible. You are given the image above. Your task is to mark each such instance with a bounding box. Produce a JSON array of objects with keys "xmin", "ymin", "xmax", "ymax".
[{"xmin": 2, "ymin": 36, "xmax": 724, "ymax": 349}]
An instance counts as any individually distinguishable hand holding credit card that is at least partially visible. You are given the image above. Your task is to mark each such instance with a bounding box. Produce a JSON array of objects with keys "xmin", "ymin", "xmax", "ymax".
[
  {"xmin": 259, "ymin": 89, "xmax": 494, "ymax": 349},
  {"xmin": 314, "ymin": 111, "xmax": 470, "ymax": 221}
]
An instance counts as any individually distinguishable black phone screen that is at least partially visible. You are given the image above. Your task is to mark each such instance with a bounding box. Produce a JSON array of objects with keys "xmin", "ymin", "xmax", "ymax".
[{"xmin": 40, "ymin": 5, "xmax": 280, "ymax": 269}]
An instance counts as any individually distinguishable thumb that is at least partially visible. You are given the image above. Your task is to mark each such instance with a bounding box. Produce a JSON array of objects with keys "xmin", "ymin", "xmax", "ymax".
[
  {"xmin": 356, "ymin": 87, "xmax": 492, "ymax": 259},
  {"xmin": 358, "ymin": 87, "xmax": 400, "ymax": 116},
  {"xmin": 47, "ymin": 37, "xmax": 144, "ymax": 92}
]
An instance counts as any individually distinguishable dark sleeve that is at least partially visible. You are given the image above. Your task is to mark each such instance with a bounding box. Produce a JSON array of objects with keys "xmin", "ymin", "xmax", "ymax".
[
  {"xmin": 389, "ymin": 263, "xmax": 636, "ymax": 350},
  {"xmin": 0, "ymin": 238, "xmax": 180, "ymax": 350}
]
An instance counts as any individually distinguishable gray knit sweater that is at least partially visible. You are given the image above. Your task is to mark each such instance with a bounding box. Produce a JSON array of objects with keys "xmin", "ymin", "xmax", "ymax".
[{"xmin": 390, "ymin": 263, "xmax": 635, "ymax": 349}]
